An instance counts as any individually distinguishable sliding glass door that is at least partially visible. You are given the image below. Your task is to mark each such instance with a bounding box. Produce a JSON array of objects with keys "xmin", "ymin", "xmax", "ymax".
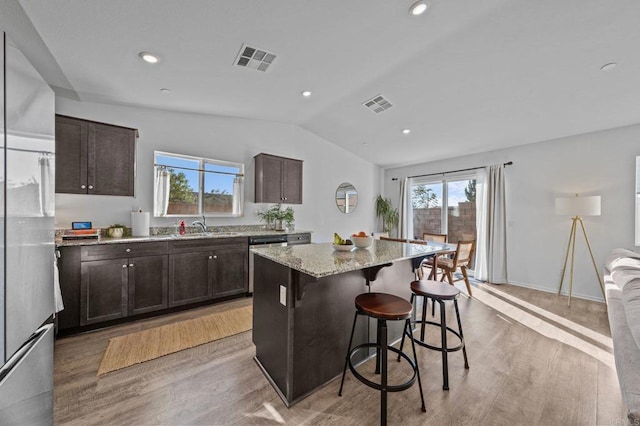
[
  {"xmin": 411, "ymin": 175, "xmax": 477, "ymax": 243},
  {"xmin": 411, "ymin": 182, "xmax": 443, "ymax": 235},
  {"xmin": 446, "ymin": 179, "xmax": 476, "ymax": 243}
]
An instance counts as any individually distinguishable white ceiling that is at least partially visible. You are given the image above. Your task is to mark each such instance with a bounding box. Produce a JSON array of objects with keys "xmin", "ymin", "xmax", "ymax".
[{"xmin": 19, "ymin": 0, "xmax": 640, "ymax": 168}]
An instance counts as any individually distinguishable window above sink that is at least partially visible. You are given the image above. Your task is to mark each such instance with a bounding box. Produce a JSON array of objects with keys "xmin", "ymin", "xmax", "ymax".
[{"xmin": 154, "ymin": 151, "xmax": 245, "ymax": 218}]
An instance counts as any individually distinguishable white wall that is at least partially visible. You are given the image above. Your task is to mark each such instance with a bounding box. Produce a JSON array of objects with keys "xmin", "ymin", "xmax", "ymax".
[
  {"xmin": 55, "ymin": 98, "xmax": 380, "ymax": 243},
  {"xmin": 384, "ymin": 123, "xmax": 640, "ymax": 301}
]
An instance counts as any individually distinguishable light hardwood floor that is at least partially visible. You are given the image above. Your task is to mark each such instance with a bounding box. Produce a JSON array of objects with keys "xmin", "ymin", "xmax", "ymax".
[{"xmin": 54, "ymin": 283, "xmax": 627, "ymax": 425}]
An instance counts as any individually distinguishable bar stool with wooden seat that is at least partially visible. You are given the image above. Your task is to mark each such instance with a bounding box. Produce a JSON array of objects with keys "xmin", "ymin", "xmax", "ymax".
[
  {"xmin": 339, "ymin": 292, "xmax": 426, "ymax": 425},
  {"xmin": 399, "ymin": 280, "xmax": 469, "ymax": 391}
]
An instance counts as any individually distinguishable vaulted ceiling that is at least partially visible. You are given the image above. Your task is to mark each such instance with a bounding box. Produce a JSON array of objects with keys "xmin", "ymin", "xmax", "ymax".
[{"xmin": 19, "ymin": 0, "xmax": 640, "ymax": 167}]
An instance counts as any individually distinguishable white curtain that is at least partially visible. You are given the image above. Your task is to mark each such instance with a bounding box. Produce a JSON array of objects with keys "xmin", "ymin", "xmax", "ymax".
[
  {"xmin": 39, "ymin": 153, "xmax": 55, "ymax": 217},
  {"xmin": 232, "ymin": 176, "xmax": 244, "ymax": 215},
  {"xmin": 154, "ymin": 167, "xmax": 171, "ymax": 216},
  {"xmin": 475, "ymin": 164, "xmax": 508, "ymax": 283},
  {"xmin": 398, "ymin": 177, "xmax": 414, "ymax": 239}
]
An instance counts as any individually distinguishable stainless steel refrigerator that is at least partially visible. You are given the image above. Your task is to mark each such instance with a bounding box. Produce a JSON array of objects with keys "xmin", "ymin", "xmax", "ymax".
[{"xmin": 0, "ymin": 32, "xmax": 56, "ymax": 425}]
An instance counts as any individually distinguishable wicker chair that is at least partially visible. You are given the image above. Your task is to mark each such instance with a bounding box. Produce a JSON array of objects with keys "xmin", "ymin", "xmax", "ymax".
[
  {"xmin": 416, "ymin": 234, "xmax": 447, "ymax": 280},
  {"xmin": 422, "ymin": 240, "xmax": 476, "ymax": 296},
  {"xmin": 422, "ymin": 233, "xmax": 447, "ymax": 243}
]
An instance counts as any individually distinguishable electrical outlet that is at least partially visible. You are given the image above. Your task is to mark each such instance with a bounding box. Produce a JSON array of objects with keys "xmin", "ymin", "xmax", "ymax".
[{"xmin": 279, "ymin": 285, "xmax": 286, "ymax": 306}]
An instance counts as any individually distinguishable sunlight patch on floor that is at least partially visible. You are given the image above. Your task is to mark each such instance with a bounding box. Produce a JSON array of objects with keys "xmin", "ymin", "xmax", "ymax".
[
  {"xmin": 244, "ymin": 402, "xmax": 285, "ymax": 423},
  {"xmin": 482, "ymin": 284, "xmax": 612, "ymax": 348},
  {"xmin": 473, "ymin": 285, "xmax": 615, "ymax": 370}
]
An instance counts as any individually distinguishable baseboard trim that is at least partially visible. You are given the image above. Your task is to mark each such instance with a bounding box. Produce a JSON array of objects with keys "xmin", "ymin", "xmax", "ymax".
[{"xmin": 505, "ymin": 280, "xmax": 605, "ymax": 303}]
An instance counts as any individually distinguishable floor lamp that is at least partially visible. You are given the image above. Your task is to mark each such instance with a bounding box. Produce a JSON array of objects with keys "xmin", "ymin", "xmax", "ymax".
[{"xmin": 556, "ymin": 194, "xmax": 605, "ymax": 306}]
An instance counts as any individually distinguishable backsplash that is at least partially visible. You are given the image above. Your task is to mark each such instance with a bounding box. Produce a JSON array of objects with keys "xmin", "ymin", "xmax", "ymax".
[
  {"xmin": 55, "ymin": 224, "xmax": 270, "ymax": 238},
  {"xmin": 149, "ymin": 224, "xmax": 269, "ymax": 236}
]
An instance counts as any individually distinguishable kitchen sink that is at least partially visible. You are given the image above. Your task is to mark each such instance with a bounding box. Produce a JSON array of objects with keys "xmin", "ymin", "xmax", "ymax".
[
  {"xmin": 172, "ymin": 232, "xmax": 241, "ymax": 239},
  {"xmin": 172, "ymin": 233, "xmax": 212, "ymax": 239}
]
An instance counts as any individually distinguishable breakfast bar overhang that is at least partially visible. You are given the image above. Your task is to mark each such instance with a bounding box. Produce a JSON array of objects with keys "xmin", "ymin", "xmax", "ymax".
[{"xmin": 251, "ymin": 239, "xmax": 451, "ymax": 407}]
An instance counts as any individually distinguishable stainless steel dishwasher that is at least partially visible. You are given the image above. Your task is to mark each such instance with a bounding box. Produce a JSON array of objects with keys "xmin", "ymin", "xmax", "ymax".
[{"xmin": 248, "ymin": 235, "xmax": 288, "ymax": 294}]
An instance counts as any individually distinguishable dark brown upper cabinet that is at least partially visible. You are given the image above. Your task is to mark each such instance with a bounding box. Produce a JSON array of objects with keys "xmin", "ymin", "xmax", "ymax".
[
  {"xmin": 55, "ymin": 115, "xmax": 138, "ymax": 196},
  {"xmin": 254, "ymin": 153, "xmax": 303, "ymax": 204}
]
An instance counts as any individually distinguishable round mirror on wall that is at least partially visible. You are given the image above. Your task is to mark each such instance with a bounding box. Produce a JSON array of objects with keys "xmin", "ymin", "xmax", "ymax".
[{"xmin": 336, "ymin": 182, "xmax": 358, "ymax": 213}]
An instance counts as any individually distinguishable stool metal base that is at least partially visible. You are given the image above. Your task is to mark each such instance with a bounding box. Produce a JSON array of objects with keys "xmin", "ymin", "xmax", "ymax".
[
  {"xmin": 346, "ymin": 342, "xmax": 417, "ymax": 393},
  {"xmin": 339, "ymin": 312, "xmax": 426, "ymax": 426},
  {"xmin": 400, "ymin": 293, "xmax": 469, "ymax": 391},
  {"xmin": 412, "ymin": 321, "xmax": 465, "ymax": 353}
]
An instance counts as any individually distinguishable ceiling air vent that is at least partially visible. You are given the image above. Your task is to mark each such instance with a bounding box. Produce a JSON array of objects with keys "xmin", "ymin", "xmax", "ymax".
[
  {"xmin": 234, "ymin": 43, "xmax": 276, "ymax": 72},
  {"xmin": 363, "ymin": 94, "xmax": 393, "ymax": 113}
]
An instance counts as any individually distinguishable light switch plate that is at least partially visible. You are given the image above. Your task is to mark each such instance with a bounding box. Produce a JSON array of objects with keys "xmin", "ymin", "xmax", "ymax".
[{"xmin": 279, "ymin": 285, "xmax": 286, "ymax": 306}]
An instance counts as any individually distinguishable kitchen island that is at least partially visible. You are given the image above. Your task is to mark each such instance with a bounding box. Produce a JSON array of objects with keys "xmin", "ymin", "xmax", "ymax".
[{"xmin": 251, "ymin": 239, "xmax": 451, "ymax": 406}]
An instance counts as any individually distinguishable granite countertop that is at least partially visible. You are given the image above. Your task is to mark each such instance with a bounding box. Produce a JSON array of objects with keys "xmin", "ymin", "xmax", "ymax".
[
  {"xmin": 56, "ymin": 229, "xmax": 312, "ymax": 247},
  {"xmin": 251, "ymin": 239, "xmax": 452, "ymax": 278}
]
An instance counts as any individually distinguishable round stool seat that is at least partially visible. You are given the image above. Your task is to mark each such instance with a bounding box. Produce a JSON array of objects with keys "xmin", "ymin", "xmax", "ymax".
[
  {"xmin": 355, "ymin": 292, "xmax": 412, "ymax": 320},
  {"xmin": 411, "ymin": 279, "xmax": 460, "ymax": 300}
]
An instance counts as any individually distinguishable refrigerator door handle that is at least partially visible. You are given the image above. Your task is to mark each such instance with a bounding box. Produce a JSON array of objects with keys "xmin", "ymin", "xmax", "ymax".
[
  {"xmin": 0, "ymin": 324, "xmax": 51, "ymax": 382},
  {"xmin": 0, "ymin": 324, "xmax": 54, "ymax": 425}
]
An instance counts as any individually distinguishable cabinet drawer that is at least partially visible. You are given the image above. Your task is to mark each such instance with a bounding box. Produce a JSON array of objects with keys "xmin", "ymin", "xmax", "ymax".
[
  {"xmin": 81, "ymin": 241, "xmax": 168, "ymax": 261},
  {"xmin": 169, "ymin": 237, "xmax": 248, "ymax": 254}
]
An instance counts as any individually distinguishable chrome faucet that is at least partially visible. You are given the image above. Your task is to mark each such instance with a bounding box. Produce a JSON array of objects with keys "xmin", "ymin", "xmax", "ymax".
[{"xmin": 192, "ymin": 215, "xmax": 207, "ymax": 233}]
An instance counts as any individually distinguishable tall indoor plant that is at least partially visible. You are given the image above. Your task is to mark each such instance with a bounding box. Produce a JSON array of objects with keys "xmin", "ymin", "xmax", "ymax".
[{"xmin": 375, "ymin": 195, "xmax": 399, "ymax": 236}]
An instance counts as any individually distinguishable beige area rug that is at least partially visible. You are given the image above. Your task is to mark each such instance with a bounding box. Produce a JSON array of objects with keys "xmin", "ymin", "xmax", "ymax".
[{"xmin": 97, "ymin": 305, "xmax": 252, "ymax": 376}]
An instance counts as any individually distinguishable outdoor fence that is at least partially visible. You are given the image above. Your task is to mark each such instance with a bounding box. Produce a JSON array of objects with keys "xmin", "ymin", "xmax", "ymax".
[{"xmin": 413, "ymin": 201, "xmax": 476, "ymax": 243}]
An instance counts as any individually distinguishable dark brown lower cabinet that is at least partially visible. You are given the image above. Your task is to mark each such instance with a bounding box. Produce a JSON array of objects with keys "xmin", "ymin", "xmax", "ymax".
[
  {"xmin": 168, "ymin": 252, "xmax": 213, "ymax": 307},
  {"xmin": 80, "ymin": 258, "xmax": 128, "ymax": 325},
  {"xmin": 80, "ymin": 254, "xmax": 169, "ymax": 325},
  {"xmin": 128, "ymin": 255, "xmax": 169, "ymax": 316},
  {"xmin": 168, "ymin": 241, "xmax": 248, "ymax": 306},
  {"xmin": 60, "ymin": 237, "xmax": 248, "ymax": 332},
  {"xmin": 212, "ymin": 245, "xmax": 248, "ymax": 298}
]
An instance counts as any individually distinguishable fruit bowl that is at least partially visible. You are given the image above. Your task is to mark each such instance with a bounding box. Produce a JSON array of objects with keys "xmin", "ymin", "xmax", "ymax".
[
  {"xmin": 332, "ymin": 243, "xmax": 354, "ymax": 252},
  {"xmin": 351, "ymin": 235, "xmax": 373, "ymax": 249}
]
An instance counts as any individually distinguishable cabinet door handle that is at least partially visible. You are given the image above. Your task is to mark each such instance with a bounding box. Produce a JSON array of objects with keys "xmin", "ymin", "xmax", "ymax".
[
  {"xmin": 126, "ymin": 248, "xmax": 131, "ymax": 252},
  {"xmin": 129, "ymin": 263, "xmax": 134, "ymax": 267},
  {"xmin": 80, "ymin": 184, "xmax": 86, "ymax": 189},
  {"xmin": 122, "ymin": 264, "xmax": 128, "ymax": 268},
  {"xmin": 88, "ymin": 185, "xmax": 94, "ymax": 190}
]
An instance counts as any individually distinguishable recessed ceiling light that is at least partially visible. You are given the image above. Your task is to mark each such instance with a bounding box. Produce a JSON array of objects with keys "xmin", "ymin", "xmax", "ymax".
[
  {"xmin": 601, "ymin": 62, "xmax": 617, "ymax": 71},
  {"xmin": 301, "ymin": 90, "xmax": 312, "ymax": 97},
  {"xmin": 409, "ymin": 1, "xmax": 429, "ymax": 16},
  {"xmin": 402, "ymin": 129, "xmax": 411, "ymax": 135},
  {"xmin": 160, "ymin": 88, "xmax": 171, "ymax": 93},
  {"xmin": 138, "ymin": 51, "xmax": 160, "ymax": 64}
]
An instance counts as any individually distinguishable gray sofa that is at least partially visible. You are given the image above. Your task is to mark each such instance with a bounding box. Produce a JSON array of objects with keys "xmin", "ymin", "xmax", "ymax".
[{"xmin": 605, "ymin": 248, "xmax": 640, "ymax": 423}]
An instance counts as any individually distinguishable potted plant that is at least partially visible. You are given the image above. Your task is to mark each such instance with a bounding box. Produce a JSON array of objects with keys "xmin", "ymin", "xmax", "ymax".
[
  {"xmin": 106, "ymin": 224, "xmax": 129, "ymax": 238},
  {"xmin": 280, "ymin": 206, "xmax": 295, "ymax": 231},
  {"xmin": 257, "ymin": 205, "xmax": 280, "ymax": 230},
  {"xmin": 375, "ymin": 195, "xmax": 399, "ymax": 236},
  {"xmin": 257, "ymin": 204, "xmax": 295, "ymax": 231}
]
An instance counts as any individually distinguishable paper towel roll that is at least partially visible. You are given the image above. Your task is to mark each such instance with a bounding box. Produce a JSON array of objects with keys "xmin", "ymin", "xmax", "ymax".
[{"xmin": 131, "ymin": 211, "xmax": 150, "ymax": 237}]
